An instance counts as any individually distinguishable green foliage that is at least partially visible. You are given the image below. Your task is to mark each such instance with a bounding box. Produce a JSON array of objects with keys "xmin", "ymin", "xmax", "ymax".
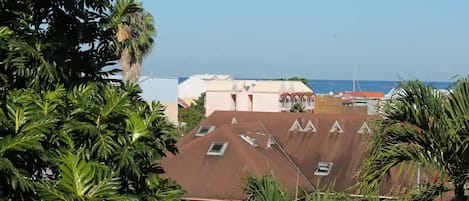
[
  {"xmin": 244, "ymin": 175, "xmax": 291, "ymax": 201},
  {"xmin": 290, "ymin": 102, "xmax": 306, "ymax": 113},
  {"xmin": 275, "ymin": 77, "xmax": 309, "ymax": 86},
  {"xmin": 179, "ymin": 94, "xmax": 206, "ymax": 132},
  {"xmin": 110, "ymin": 0, "xmax": 156, "ymax": 83},
  {"xmin": 0, "ymin": 83, "xmax": 185, "ymax": 200},
  {"xmin": 0, "ymin": 1, "xmax": 184, "ymax": 198},
  {"xmin": 243, "ymin": 174, "xmax": 355, "ymax": 201},
  {"xmin": 37, "ymin": 153, "xmax": 132, "ymax": 201},
  {"xmin": 0, "ymin": 0, "xmax": 118, "ymax": 91},
  {"xmin": 358, "ymin": 77, "xmax": 469, "ymax": 201}
]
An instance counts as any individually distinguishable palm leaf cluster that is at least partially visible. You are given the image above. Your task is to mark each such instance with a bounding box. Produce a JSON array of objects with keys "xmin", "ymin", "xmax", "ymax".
[
  {"xmin": 359, "ymin": 78, "xmax": 469, "ymax": 201},
  {"xmin": 243, "ymin": 175, "xmax": 353, "ymax": 201},
  {"xmin": 109, "ymin": 0, "xmax": 156, "ymax": 83}
]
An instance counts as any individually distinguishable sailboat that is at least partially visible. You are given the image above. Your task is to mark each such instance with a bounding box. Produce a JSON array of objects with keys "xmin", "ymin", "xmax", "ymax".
[{"xmin": 341, "ymin": 69, "xmax": 384, "ymax": 100}]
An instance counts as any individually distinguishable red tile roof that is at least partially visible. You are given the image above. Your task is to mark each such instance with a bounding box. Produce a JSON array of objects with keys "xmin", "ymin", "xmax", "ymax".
[
  {"xmin": 340, "ymin": 91, "xmax": 385, "ymax": 98},
  {"xmin": 162, "ymin": 111, "xmax": 421, "ymax": 200}
]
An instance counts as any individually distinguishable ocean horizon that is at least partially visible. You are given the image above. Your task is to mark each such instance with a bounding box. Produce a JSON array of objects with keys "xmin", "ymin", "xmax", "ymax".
[{"xmin": 178, "ymin": 77, "xmax": 453, "ymax": 94}]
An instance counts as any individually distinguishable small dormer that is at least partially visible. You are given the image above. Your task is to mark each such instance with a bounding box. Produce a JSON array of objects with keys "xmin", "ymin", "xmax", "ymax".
[
  {"xmin": 302, "ymin": 120, "xmax": 317, "ymax": 133},
  {"xmin": 195, "ymin": 125, "xmax": 215, "ymax": 136},
  {"xmin": 357, "ymin": 121, "xmax": 372, "ymax": 134},
  {"xmin": 289, "ymin": 119, "xmax": 303, "ymax": 131},
  {"xmin": 231, "ymin": 117, "xmax": 238, "ymax": 124},
  {"xmin": 329, "ymin": 120, "xmax": 344, "ymax": 134}
]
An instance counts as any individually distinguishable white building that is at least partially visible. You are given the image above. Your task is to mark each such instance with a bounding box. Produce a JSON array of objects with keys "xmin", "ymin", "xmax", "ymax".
[{"xmin": 178, "ymin": 74, "xmax": 233, "ymax": 105}]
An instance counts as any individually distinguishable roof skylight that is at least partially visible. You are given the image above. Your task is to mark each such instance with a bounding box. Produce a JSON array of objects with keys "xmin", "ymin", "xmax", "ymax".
[
  {"xmin": 207, "ymin": 142, "xmax": 228, "ymax": 156},
  {"xmin": 195, "ymin": 125, "xmax": 215, "ymax": 136}
]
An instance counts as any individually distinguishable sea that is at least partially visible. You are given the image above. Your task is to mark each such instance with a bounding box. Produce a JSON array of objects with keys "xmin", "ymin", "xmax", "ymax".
[
  {"xmin": 178, "ymin": 77, "xmax": 453, "ymax": 94},
  {"xmin": 307, "ymin": 80, "xmax": 452, "ymax": 94}
]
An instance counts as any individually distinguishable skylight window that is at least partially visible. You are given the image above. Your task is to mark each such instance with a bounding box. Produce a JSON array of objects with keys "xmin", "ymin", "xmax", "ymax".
[
  {"xmin": 329, "ymin": 120, "xmax": 344, "ymax": 133},
  {"xmin": 195, "ymin": 125, "xmax": 215, "ymax": 136},
  {"xmin": 314, "ymin": 162, "xmax": 333, "ymax": 176},
  {"xmin": 207, "ymin": 142, "xmax": 228, "ymax": 156}
]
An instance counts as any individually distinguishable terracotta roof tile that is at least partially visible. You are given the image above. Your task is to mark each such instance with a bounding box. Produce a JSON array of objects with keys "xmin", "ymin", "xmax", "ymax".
[{"xmin": 162, "ymin": 111, "xmax": 420, "ymax": 200}]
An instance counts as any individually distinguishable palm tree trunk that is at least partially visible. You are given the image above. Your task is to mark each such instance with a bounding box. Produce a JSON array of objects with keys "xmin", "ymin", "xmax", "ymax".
[
  {"xmin": 454, "ymin": 182, "xmax": 467, "ymax": 201},
  {"xmin": 120, "ymin": 48, "xmax": 131, "ymax": 83},
  {"xmin": 127, "ymin": 60, "xmax": 141, "ymax": 84}
]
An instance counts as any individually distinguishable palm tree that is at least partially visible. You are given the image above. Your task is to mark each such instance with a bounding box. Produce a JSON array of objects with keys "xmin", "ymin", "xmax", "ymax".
[
  {"xmin": 243, "ymin": 175, "xmax": 291, "ymax": 201},
  {"xmin": 359, "ymin": 78, "xmax": 469, "ymax": 201},
  {"xmin": 110, "ymin": 0, "xmax": 156, "ymax": 83}
]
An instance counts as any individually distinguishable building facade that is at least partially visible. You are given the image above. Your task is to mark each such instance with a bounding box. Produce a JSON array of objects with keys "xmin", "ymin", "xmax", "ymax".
[{"xmin": 205, "ymin": 80, "xmax": 315, "ymax": 116}]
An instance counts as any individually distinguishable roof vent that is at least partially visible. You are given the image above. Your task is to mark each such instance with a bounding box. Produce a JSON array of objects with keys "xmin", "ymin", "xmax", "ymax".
[
  {"xmin": 329, "ymin": 120, "xmax": 344, "ymax": 133},
  {"xmin": 289, "ymin": 119, "xmax": 303, "ymax": 131},
  {"xmin": 314, "ymin": 162, "xmax": 333, "ymax": 176},
  {"xmin": 302, "ymin": 120, "xmax": 317, "ymax": 132},
  {"xmin": 231, "ymin": 117, "xmax": 238, "ymax": 124},
  {"xmin": 357, "ymin": 121, "xmax": 371, "ymax": 134},
  {"xmin": 239, "ymin": 134, "xmax": 258, "ymax": 147}
]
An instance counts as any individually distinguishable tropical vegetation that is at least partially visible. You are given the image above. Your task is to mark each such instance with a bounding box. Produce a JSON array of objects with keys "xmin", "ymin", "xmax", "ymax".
[
  {"xmin": 243, "ymin": 174, "xmax": 354, "ymax": 201},
  {"xmin": 110, "ymin": 0, "xmax": 156, "ymax": 83},
  {"xmin": 179, "ymin": 94, "xmax": 206, "ymax": 132},
  {"xmin": 0, "ymin": 0, "xmax": 184, "ymax": 200},
  {"xmin": 359, "ymin": 77, "xmax": 469, "ymax": 201},
  {"xmin": 290, "ymin": 102, "xmax": 306, "ymax": 113}
]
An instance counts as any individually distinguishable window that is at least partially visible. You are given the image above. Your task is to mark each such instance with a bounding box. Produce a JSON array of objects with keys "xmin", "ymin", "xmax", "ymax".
[
  {"xmin": 207, "ymin": 142, "xmax": 228, "ymax": 156},
  {"xmin": 195, "ymin": 125, "xmax": 215, "ymax": 136},
  {"xmin": 314, "ymin": 162, "xmax": 333, "ymax": 176}
]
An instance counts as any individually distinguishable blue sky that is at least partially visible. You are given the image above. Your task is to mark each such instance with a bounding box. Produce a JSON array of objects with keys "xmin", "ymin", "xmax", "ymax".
[{"xmin": 140, "ymin": 0, "xmax": 469, "ymax": 81}]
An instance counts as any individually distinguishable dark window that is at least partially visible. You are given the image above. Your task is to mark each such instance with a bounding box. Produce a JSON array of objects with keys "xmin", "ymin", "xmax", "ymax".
[
  {"xmin": 207, "ymin": 142, "xmax": 228, "ymax": 156},
  {"xmin": 195, "ymin": 125, "xmax": 215, "ymax": 136},
  {"xmin": 314, "ymin": 162, "xmax": 333, "ymax": 176}
]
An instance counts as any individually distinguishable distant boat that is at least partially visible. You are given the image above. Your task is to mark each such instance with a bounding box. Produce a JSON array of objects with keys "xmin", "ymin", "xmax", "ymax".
[{"xmin": 339, "ymin": 70, "xmax": 384, "ymax": 99}]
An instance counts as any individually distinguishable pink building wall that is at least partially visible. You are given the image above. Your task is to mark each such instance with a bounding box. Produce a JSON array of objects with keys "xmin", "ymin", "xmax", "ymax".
[
  {"xmin": 204, "ymin": 81, "xmax": 315, "ymax": 116},
  {"xmin": 205, "ymin": 91, "xmax": 233, "ymax": 116},
  {"xmin": 252, "ymin": 93, "xmax": 281, "ymax": 113},
  {"xmin": 206, "ymin": 92, "xmax": 293, "ymax": 116}
]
